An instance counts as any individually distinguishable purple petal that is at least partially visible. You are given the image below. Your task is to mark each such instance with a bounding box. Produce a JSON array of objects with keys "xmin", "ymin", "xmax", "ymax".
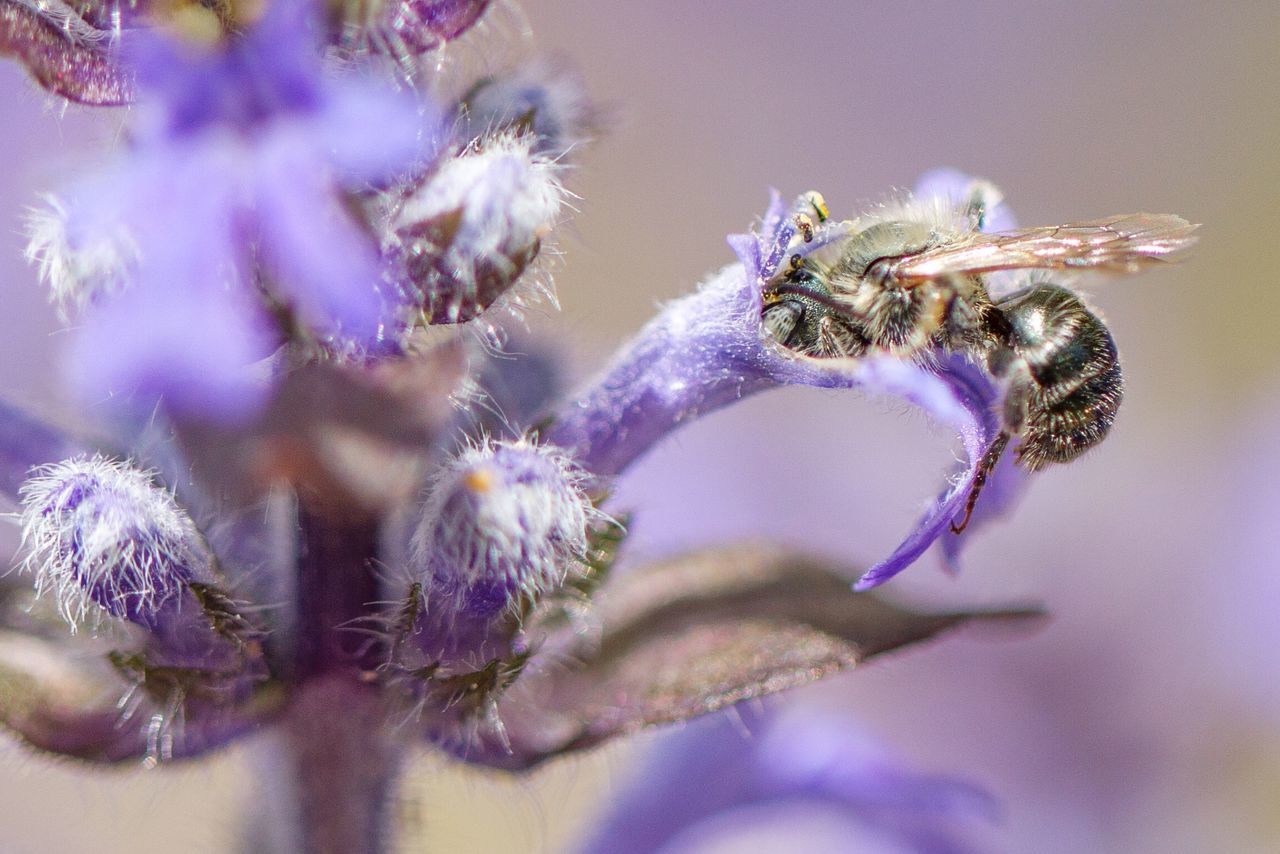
[
  {"xmin": 252, "ymin": 140, "xmax": 391, "ymax": 341},
  {"xmin": 853, "ymin": 357, "xmax": 1002, "ymax": 590},
  {"xmin": 577, "ymin": 704, "xmax": 995, "ymax": 854},
  {"xmin": 938, "ymin": 448, "xmax": 1027, "ymax": 571},
  {"xmin": 759, "ymin": 706, "xmax": 998, "ymax": 822},
  {"xmin": 548, "ymin": 235, "xmax": 1006, "ymax": 586},
  {"xmin": 63, "ymin": 146, "xmax": 277, "ymax": 420},
  {"xmin": 914, "ymin": 167, "xmax": 1018, "ymax": 234},
  {"xmin": 315, "ymin": 80, "xmax": 438, "ymax": 182},
  {"xmin": 71, "ymin": 276, "xmax": 275, "ymax": 422}
]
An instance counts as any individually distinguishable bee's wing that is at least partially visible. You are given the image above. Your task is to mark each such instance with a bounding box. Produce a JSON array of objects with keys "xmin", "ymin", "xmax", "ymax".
[{"xmin": 892, "ymin": 214, "xmax": 1198, "ymax": 283}]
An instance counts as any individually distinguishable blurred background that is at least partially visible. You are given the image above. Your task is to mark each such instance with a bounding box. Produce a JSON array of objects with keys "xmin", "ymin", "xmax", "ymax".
[{"xmin": 2, "ymin": 0, "xmax": 1279, "ymax": 851}]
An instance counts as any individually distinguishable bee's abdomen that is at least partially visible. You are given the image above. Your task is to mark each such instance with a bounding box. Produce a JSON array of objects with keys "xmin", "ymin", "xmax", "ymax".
[
  {"xmin": 1017, "ymin": 359, "xmax": 1123, "ymax": 470},
  {"xmin": 998, "ymin": 285, "xmax": 1118, "ymax": 404},
  {"xmin": 995, "ymin": 284, "xmax": 1124, "ymax": 469}
]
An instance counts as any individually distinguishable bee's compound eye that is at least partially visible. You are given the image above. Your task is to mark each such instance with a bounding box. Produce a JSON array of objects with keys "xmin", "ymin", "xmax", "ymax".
[{"xmin": 762, "ymin": 300, "xmax": 804, "ymax": 344}]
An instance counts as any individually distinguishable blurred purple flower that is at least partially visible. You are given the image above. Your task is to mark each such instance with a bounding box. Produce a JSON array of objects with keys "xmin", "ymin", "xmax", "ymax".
[
  {"xmin": 1, "ymin": 0, "xmax": 496, "ymax": 104},
  {"xmin": 578, "ymin": 704, "xmax": 996, "ymax": 854},
  {"xmin": 28, "ymin": 0, "xmax": 437, "ymax": 420},
  {"xmin": 549, "ymin": 182, "xmax": 1018, "ymax": 588}
]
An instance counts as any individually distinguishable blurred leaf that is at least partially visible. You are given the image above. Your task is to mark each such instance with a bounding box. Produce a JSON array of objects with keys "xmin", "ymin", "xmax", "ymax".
[
  {"xmin": 464, "ymin": 543, "xmax": 1041, "ymax": 771},
  {"xmin": 0, "ymin": 629, "xmax": 283, "ymax": 763}
]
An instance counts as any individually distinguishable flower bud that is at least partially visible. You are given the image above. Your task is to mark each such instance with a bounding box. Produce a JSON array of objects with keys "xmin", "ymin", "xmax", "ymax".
[
  {"xmin": 393, "ymin": 132, "xmax": 564, "ymax": 324},
  {"xmin": 411, "ymin": 440, "xmax": 592, "ymax": 619},
  {"xmin": 18, "ymin": 455, "xmax": 214, "ymax": 630}
]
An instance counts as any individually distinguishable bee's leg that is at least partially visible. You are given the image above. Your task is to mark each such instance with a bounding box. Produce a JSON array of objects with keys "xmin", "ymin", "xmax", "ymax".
[
  {"xmin": 950, "ymin": 432, "xmax": 1011, "ymax": 534},
  {"xmin": 816, "ymin": 315, "xmax": 867, "ymax": 358},
  {"xmin": 901, "ymin": 284, "xmax": 949, "ymax": 354}
]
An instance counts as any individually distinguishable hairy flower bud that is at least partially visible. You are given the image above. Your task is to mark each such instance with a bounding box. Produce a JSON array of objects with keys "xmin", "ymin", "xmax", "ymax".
[
  {"xmin": 18, "ymin": 455, "xmax": 214, "ymax": 630},
  {"xmin": 411, "ymin": 440, "xmax": 593, "ymax": 619},
  {"xmin": 393, "ymin": 132, "xmax": 564, "ymax": 324}
]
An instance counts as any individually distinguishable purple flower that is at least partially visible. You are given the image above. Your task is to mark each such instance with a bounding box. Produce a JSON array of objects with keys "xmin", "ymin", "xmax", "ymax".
[
  {"xmin": 577, "ymin": 704, "xmax": 996, "ymax": 854},
  {"xmin": 0, "ymin": 0, "xmax": 1197, "ymax": 844},
  {"xmin": 547, "ymin": 182, "xmax": 1018, "ymax": 588},
  {"xmin": 27, "ymin": 0, "xmax": 437, "ymax": 420},
  {"xmin": 0, "ymin": 381, "xmax": 1029, "ymax": 805}
]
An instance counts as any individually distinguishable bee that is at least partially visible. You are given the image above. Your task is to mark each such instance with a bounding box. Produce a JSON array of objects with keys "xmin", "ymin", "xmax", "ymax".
[{"xmin": 761, "ymin": 181, "xmax": 1197, "ymax": 531}]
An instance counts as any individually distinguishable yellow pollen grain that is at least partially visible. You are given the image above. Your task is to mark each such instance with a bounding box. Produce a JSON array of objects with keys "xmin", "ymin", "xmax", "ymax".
[{"xmin": 463, "ymin": 467, "xmax": 496, "ymax": 493}]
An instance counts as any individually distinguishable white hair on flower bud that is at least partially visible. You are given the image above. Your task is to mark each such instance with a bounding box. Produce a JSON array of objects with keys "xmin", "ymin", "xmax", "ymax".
[
  {"xmin": 396, "ymin": 132, "xmax": 565, "ymax": 294},
  {"xmin": 410, "ymin": 439, "xmax": 597, "ymax": 616},
  {"xmin": 18, "ymin": 455, "xmax": 212, "ymax": 631},
  {"xmin": 24, "ymin": 195, "xmax": 136, "ymax": 322}
]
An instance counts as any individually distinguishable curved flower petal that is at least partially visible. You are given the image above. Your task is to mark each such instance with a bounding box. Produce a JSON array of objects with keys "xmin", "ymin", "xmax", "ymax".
[
  {"xmin": 252, "ymin": 140, "xmax": 390, "ymax": 341},
  {"xmin": 911, "ymin": 169, "xmax": 1031, "ymax": 573},
  {"xmin": 852, "ymin": 356, "xmax": 1002, "ymax": 590},
  {"xmin": 315, "ymin": 80, "xmax": 438, "ymax": 182},
  {"xmin": 548, "ymin": 189, "xmax": 1015, "ymax": 587},
  {"xmin": 71, "ymin": 277, "xmax": 276, "ymax": 421}
]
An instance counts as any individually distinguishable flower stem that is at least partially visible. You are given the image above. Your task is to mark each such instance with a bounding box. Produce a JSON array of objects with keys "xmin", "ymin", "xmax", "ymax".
[
  {"xmin": 279, "ymin": 677, "xmax": 402, "ymax": 854},
  {"xmin": 268, "ymin": 504, "xmax": 399, "ymax": 853}
]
